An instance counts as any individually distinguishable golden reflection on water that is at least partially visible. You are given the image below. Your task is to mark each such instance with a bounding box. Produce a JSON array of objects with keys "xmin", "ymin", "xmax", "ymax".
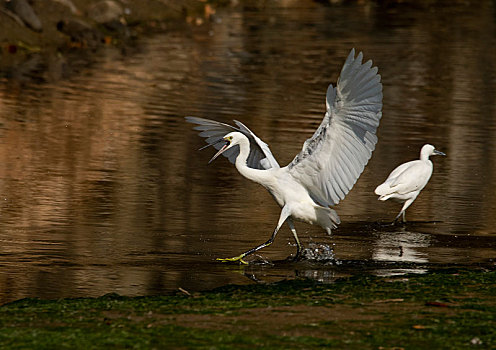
[{"xmin": 0, "ymin": 1, "xmax": 495, "ymax": 303}]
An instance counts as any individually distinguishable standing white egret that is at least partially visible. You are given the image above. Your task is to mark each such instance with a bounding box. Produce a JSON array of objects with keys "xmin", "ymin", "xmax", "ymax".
[
  {"xmin": 375, "ymin": 144, "xmax": 445, "ymax": 223},
  {"xmin": 186, "ymin": 49, "xmax": 383, "ymax": 264}
]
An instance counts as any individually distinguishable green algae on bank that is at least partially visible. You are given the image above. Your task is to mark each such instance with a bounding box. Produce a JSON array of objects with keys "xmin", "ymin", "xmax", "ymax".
[{"xmin": 0, "ymin": 268, "xmax": 494, "ymax": 349}]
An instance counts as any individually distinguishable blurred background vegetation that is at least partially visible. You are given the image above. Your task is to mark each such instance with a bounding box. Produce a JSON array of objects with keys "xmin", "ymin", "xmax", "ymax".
[{"xmin": 0, "ymin": 0, "xmax": 482, "ymax": 69}]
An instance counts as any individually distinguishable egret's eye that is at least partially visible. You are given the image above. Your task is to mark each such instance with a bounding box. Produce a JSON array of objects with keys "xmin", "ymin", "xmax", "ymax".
[{"xmin": 226, "ymin": 136, "xmax": 233, "ymax": 142}]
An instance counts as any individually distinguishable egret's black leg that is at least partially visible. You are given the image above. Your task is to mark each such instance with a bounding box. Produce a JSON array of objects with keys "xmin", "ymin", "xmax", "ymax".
[
  {"xmin": 217, "ymin": 205, "xmax": 291, "ymax": 264},
  {"xmin": 287, "ymin": 218, "xmax": 303, "ymax": 260},
  {"xmin": 392, "ymin": 210, "xmax": 403, "ymax": 225}
]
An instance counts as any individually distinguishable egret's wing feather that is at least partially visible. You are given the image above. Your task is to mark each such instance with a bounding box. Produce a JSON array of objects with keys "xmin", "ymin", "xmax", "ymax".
[
  {"xmin": 375, "ymin": 161, "xmax": 414, "ymax": 196},
  {"xmin": 387, "ymin": 161, "xmax": 432, "ymax": 194},
  {"xmin": 185, "ymin": 116, "xmax": 279, "ymax": 170},
  {"xmin": 384, "ymin": 161, "xmax": 417, "ymax": 185},
  {"xmin": 288, "ymin": 49, "xmax": 383, "ymax": 206}
]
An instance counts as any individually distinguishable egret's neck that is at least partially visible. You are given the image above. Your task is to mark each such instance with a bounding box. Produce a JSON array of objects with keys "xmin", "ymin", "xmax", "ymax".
[
  {"xmin": 234, "ymin": 136, "xmax": 270, "ymax": 185},
  {"xmin": 420, "ymin": 150, "xmax": 431, "ymax": 161}
]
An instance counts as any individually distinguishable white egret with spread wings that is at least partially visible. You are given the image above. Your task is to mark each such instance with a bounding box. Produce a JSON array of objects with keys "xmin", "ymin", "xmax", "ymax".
[{"xmin": 186, "ymin": 49, "xmax": 383, "ymax": 264}]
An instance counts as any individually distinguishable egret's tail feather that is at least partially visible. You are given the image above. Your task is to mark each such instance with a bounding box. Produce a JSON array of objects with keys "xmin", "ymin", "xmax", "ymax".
[
  {"xmin": 374, "ymin": 182, "xmax": 393, "ymax": 196},
  {"xmin": 378, "ymin": 194, "xmax": 393, "ymax": 201},
  {"xmin": 329, "ymin": 208, "xmax": 341, "ymax": 226},
  {"xmin": 316, "ymin": 206, "xmax": 340, "ymax": 235}
]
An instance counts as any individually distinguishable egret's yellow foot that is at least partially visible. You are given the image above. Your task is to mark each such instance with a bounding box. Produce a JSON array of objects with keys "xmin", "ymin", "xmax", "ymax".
[{"xmin": 216, "ymin": 256, "xmax": 249, "ymax": 265}]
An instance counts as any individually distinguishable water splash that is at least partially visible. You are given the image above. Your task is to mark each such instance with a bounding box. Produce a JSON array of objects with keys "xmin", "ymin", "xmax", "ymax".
[
  {"xmin": 247, "ymin": 254, "xmax": 274, "ymax": 266},
  {"xmin": 301, "ymin": 243, "xmax": 340, "ymax": 264}
]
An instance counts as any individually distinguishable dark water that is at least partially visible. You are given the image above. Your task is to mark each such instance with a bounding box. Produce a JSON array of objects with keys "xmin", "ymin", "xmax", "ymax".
[{"xmin": 0, "ymin": 1, "xmax": 495, "ymax": 303}]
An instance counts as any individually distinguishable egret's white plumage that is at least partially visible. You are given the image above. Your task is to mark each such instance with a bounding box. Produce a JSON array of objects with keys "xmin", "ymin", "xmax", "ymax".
[
  {"xmin": 375, "ymin": 144, "xmax": 445, "ymax": 223},
  {"xmin": 186, "ymin": 49, "xmax": 383, "ymax": 263}
]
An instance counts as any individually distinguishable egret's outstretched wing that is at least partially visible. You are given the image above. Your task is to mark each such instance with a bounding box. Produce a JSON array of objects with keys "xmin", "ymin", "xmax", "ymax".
[
  {"xmin": 185, "ymin": 116, "xmax": 280, "ymax": 170},
  {"xmin": 288, "ymin": 49, "xmax": 383, "ymax": 206}
]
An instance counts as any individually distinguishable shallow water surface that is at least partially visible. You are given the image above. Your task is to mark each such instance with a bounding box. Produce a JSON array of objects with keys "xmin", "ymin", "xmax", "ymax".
[{"xmin": 0, "ymin": 1, "xmax": 495, "ymax": 303}]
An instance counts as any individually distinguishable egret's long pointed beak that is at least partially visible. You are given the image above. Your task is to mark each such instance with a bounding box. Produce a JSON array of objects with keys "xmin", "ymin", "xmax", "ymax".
[
  {"xmin": 434, "ymin": 150, "xmax": 446, "ymax": 156},
  {"xmin": 208, "ymin": 142, "xmax": 229, "ymax": 164},
  {"xmin": 198, "ymin": 138, "xmax": 223, "ymax": 151}
]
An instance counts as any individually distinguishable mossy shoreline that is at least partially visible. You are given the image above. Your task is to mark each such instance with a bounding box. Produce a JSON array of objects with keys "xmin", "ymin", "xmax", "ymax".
[
  {"xmin": 0, "ymin": 0, "xmax": 226, "ymax": 76},
  {"xmin": 0, "ymin": 268, "xmax": 494, "ymax": 349}
]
